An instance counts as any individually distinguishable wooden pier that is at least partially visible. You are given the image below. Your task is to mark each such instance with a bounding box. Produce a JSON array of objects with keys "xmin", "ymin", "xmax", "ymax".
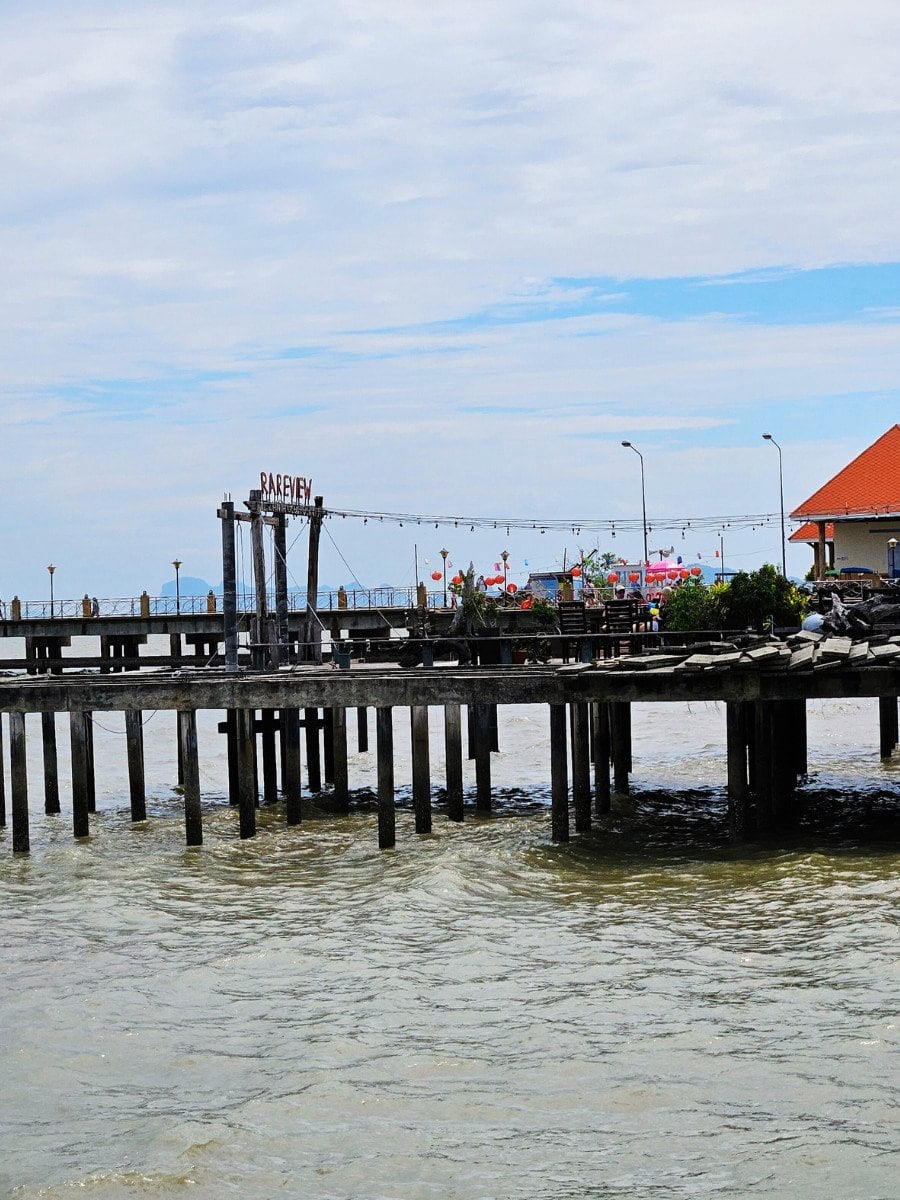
[{"xmin": 1, "ymin": 634, "xmax": 899, "ymax": 855}]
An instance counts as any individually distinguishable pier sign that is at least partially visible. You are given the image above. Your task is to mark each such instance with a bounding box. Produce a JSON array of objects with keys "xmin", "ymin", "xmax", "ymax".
[{"xmin": 259, "ymin": 472, "xmax": 312, "ymax": 505}]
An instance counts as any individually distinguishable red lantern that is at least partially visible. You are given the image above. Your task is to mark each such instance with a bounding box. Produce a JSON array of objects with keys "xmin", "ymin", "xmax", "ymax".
[
  {"xmin": 690, "ymin": 565, "xmax": 702, "ymax": 576},
  {"xmin": 507, "ymin": 582, "xmax": 518, "ymax": 593},
  {"xmin": 667, "ymin": 570, "xmax": 678, "ymax": 580},
  {"xmin": 452, "ymin": 574, "xmax": 462, "ymax": 585},
  {"xmin": 679, "ymin": 569, "xmax": 689, "ymax": 579},
  {"xmin": 628, "ymin": 572, "xmax": 640, "ymax": 583},
  {"xmin": 431, "ymin": 570, "xmax": 442, "ymax": 581},
  {"xmin": 571, "ymin": 566, "xmax": 582, "ymax": 578},
  {"xmin": 607, "ymin": 572, "xmax": 618, "ymax": 584}
]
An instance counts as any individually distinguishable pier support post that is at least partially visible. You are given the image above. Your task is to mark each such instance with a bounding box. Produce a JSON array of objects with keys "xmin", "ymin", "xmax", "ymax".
[
  {"xmin": 592, "ymin": 702, "xmax": 611, "ymax": 815},
  {"xmin": 466, "ymin": 705, "xmax": 476, "ymax": 760},
  {"xmin": 356, "ymin": 707, "xmax": 369, "ymax": 753},
  {"xmin": 610, "ymin": 702, "xmax": 631, "ymax": 794},
  {"xmin": 10, "ymin": 711, "xmax": 28, "ymax": 854},
  {"xmin": 260, "ymin": 709, "xmax": 279, "ymax": 804},
  {"xmin": 411, "ymin": 705, "xmax": 432, "ymax": 833},
  {"xmin": 282, "ymin": 709, "xmax": 302, "ymax": 825},
  {"xmin": 332, "ymin": 707, "xmax": 349, "ymax": 813},
  {"xmin": 753, "ymin": 701, "xmax": 775, "ymax": 835},
  {"xmin": 42, "ymin": 711, "xmax": 60, "ymax": 815},
  {"xmin": 125, "ymin": 709, "xmax": 147, "ymax": 822},
  {"xmin": 444, "ymin": 703, "xmax": 464, "ymax": 822},
  {"xmin": 572, "ymin": 702, "xmax": 591, "ymax": 833},
  {"xmin": 792, "ymin": 699, "xmax": 808, "ymax": 778},
  {"xmin": 473, "ymin": 702, "xmax": 492, "ymax": 812},
  {"xmin": 85, "ymin": 714, "xmax": 96, "ymax": 813},
  {"xmin": 304, "ymin": 708, "xmax": 322, "ymax": 793},
  {"xmin": 70, "ymin": 712, "xmax": 90, "ymax": 839},
  {"xmin": 323, "ymin": 708, "xmax": 335, "ymax": 786},
  {"xmin": 376, "ymin": 708, "xmax": 396, "ymax": 849},
  {"xmin": 0, "ymin": 715, "xmax": 5, "ymax": 827},
  {"xmin": 178, "ymin": 710, "xmax": 202, "ymax": 846},
  {"xmin": 879, "ymin": 696, "xmax": 898, "ymax": 760},
  {"xmin": 550, "ymin": 704, "xmax": 569, "ymax": 843},
  {"xmin": 489, "ymin": 704, "xmax": 499, "ymax": 752},
  {"xmin": 219, "ymin": 499, "xmax": 239, "ymax": 671},
  {"xmin": 225, "ymin": 709, "xmax": 239, "ymax": 806},
  {"xmin": 237, "ymin": 708, "xmax": 257, "ymax": 839},
  {"xmin": 726, "ymin": 701, "xmax": 750, "ymax": 839},
  {"xmin": 772, "ymin": 700, "xmax": 798, "ymax": 828}
]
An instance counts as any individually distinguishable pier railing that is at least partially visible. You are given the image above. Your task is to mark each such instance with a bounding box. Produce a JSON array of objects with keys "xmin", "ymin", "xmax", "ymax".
[{"xmin": 7, "ymin": 588, "xmax": 456, "ymax": 619}]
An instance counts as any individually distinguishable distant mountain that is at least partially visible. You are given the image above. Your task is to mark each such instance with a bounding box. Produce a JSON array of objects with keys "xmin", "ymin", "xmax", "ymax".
[{"xmin": 160, "ymin": 576, "xmax": 212, "ymax": 598}]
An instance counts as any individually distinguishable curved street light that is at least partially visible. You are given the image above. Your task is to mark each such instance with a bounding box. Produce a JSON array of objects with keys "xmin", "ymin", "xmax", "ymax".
[
  {"xmin": 762, "ymin": 434, "xmax": 787, "ymax": 578},
  {"xmin": 621, "ymin": 441, "xmax": 649, "ymax": 569}
]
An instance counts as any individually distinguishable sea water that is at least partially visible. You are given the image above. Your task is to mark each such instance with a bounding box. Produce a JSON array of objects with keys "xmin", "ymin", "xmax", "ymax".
[{"xmin": 0, "ymin": 684, "xmax": 897, "ymax": 1199}]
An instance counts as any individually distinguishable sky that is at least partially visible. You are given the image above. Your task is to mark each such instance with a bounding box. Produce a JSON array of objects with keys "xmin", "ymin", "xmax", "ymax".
[{"xmin": 3, "ymin": 0, "xmax": 900, "ymax": 599}]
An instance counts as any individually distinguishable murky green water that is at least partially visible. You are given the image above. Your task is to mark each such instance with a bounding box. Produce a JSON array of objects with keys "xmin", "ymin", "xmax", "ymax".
[{"xmin": 1, "ymin": 699, "xmax": 897, "ymax": 1198}]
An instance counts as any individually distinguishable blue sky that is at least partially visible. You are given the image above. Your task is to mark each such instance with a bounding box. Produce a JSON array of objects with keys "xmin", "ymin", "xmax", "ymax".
[{"xmin": 3, "ymin": 1, "xmax": 900, "ymax": 597}]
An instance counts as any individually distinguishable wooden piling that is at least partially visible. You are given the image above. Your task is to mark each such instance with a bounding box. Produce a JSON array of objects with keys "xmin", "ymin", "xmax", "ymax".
[
  {"xmin": 323, "ymin": 708, "xmax": 335, "ymax": 785},
  {"xmin": 70, "ymin": 711, "xmax": 90, "ymax": 839},
  {"xmin": 281, "ymin": 708, "xmax": 302, "ymax": 825},
  {"xmin": 572, "ymin": 702, "xmax": 591, "ymax": 833},
  {"xmin": 10, "ymin": 711, "xmax": 28, "ymax": 853},
  {"xmin": 376, "ymin": 707, "xmax": 396, "ymax": 849},
  {"xmin": 753, "ymin": 701, "xmax": 774, "ymax": 835},
  {"xmin": 473, "ymin": 702, "xmax": 492, "ymax": 812},
  {"xmin": 592, "ymin": 702, "xmax": 611, "ymax": 815},
  {"xmin": 178, "ymin": 709, "xmax": 202, "ymax": 846},
  {"xmin": 610, "ymin": 702, "xmax": 631, "ymax": 794},
  {"xmin": 125, "ymin": 709, "xmax": 147, "ymax": 822},
  {"xmin": 332, "ymin": 707, "xmax": 349, "ymax": 813},
  {"xmin": 85, "ymin": 713, "xmax": 96, "ymax": 813},
  {"xmin": 237, "ymin": 708, "xmax": 257, "ymax": 839},
  {"xmin": 0, "ymin": 714, "xmax": 5, "ymax": 827},
  {"xmin": 879, "ymin": 696, "xmax": 898, "ymax": 759},
  {"xmin": 444, "ymin": 703, "xmax": 464, "ymax": 822},
  {"xmin": 466, "ymin": 705, "xmax": 476, "ymax": 760},
  {"xmin": 225, "ymin": 709, "xmax": 239, "ymax": 806},
  {"xmin": 41, "ymin": 711, "xmax": 60, "ymax": 815},
  {"xmin": 726, "ymin": 701, "xmax": 750, "ymax": 839},
  {"xmin": 304, "ymin": 707, "xmax": 322, "ymax": 792},
  {"xmin": 357, "ymin": 707, "xmax": 369, "ymax": 753},
  {"xmin": 260, "ymin": 709, "xmax": 279, "ymax": 804},
  {"xmin": 489, "ymin": 703, "xmax": 499, "ymax": 752},
  {"xmin": 410, "ymin": 705, "xmax": 432, "ymax": 833},
  {"xmin": 550, "ymin": 704, "xmax": 569, "ymax": 842}
]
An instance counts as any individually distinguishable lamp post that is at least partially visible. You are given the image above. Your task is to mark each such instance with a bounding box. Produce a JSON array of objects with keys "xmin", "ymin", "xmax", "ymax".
[
  {"xmin": 889, "ymin": 538, "xmax": 897, "ymax": 579},
  {"xmin": 501, "ymin": 549, "xmax": 509, "ymax": 594},
  {"xmin": 762, "ymin": 433, "xmax": 787, "ymax": 578},
  {"xmin": 621, "ymin": 441, "xmax": 649, "ymax": 568},
  {"xmin": 172, "ymin": 559, "xmax": 182, "ymax": 615},
  {"xmin": 440, "ymin": 548, "xmax": 449, "ymax": 607},
  {"xmin": 47, "ymin": 563, "xmax": 55, "ymax": 617}
]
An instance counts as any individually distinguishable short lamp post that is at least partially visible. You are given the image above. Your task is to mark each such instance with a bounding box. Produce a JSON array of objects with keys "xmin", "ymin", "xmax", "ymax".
[
  {"xmin": 47, "ymin": 563, "xmax": 55, "ymax": 617},
  {"xmin": 172, "ymin": 559, "xmax": 182, "ymax": 615},
  {"xmin": 440, "ymin": 548, "xmax": 449, "ymax": 607},
  {"xmin": 762, "ymin": 433, "xmax": 787, "ymax": 578},
  {"xmin": 501, "ymin": 549, "xmax": 509, "ymax": 593},
  {"xmin": 889, "ymin": 538, "xmax": 898, "ymax": 579}
]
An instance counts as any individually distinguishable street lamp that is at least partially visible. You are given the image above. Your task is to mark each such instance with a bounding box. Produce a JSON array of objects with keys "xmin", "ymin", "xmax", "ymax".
[
  {"xmin": 172, "ymin": 559, "xmax": 182, "ymax": 615},
  {"xmin": 440, "ymin": 548, "xmax": 449, "ymax": 607},
  {"xmin": 47, "ymin": 563, "xmax": 55, "ymax": 617},
  {"xmin": 501, "ymin": 549, "xmax": 509, "ymax": 594},
  {"xmin": 621, "ymin": 441, "xmax": 649, "ymax": 569},
  {"xmin": 889, "ymin": 538, "xmax": 898, "ymax": 578},
  {"xmin": 762, "ymin": 434, "xmax": 787, "ymax": 578}
]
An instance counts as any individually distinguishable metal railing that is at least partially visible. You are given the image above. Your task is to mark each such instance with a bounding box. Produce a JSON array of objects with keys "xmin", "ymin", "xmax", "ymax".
[{"xmin": 4, "ymin": 587, "xmax": 465, "ymax": 619}]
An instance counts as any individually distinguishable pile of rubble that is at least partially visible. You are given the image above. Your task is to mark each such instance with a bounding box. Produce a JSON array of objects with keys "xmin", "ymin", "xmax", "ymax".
[{"xmin": 595, "ymin": 630, "xmax": 900, "ymax": 674}]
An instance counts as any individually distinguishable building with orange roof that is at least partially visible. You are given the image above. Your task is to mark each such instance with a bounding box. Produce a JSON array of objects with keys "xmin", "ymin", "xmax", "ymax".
[{"xmin": 790, "ymin": 426, "xmax": 900, "ymax": 578}]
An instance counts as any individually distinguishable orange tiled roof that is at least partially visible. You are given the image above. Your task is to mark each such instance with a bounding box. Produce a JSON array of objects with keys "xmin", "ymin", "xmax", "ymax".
[
  {"xmin": 791, "ymin": 425, "xmax": 900, "ymax": 519},
  {"xmin": 789, "ymin": 521, "xmax": 834, "ymax": 543}
]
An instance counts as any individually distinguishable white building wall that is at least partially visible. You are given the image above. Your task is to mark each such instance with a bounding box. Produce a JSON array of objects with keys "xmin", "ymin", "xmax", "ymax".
[{"xmin": 832, "ymin": 521, "xmax": 900, "ymax": 572}]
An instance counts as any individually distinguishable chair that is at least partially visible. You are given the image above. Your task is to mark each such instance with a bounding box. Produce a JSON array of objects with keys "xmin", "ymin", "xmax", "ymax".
[
  {"xmin": 602, "ymin": 599, "xmax": 637, "ymax": 658},
  {"xmin": 557, "ymin": 601, "xmax": 588, "ymax": 662}
]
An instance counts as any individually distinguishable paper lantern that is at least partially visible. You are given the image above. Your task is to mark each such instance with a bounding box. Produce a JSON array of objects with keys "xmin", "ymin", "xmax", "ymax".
[
  {"xmin": 690, "ymin": 566, "xmax": 702, "ymax": 576},
  {"xmin": 452, "ymin": 574, "xmax": 463, "ymax": 585},
  {"xmin": 607, "ymin": 572, "xmax": 618, "ymax": 584},
  {"xmin": 571, "ymin": 566, "xmax": 582, "ymax": 577},
  {"xmin": 628, "ymin": 572, "xmax": 640, "ymax": 583},
  {"xmin": 679, "ymin": 569, "xmax": 689, "ymax": 579},
  {"xmin": 431, "ymin": 570, "xmax": 442, "ymax": 581},
  {"xmin": 667, "ymin": 570, "xmax": 678, "ymax": 580},
  {"xmin": 506, "ymin": 582, "xmax": 518, "ymax": 593}
]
